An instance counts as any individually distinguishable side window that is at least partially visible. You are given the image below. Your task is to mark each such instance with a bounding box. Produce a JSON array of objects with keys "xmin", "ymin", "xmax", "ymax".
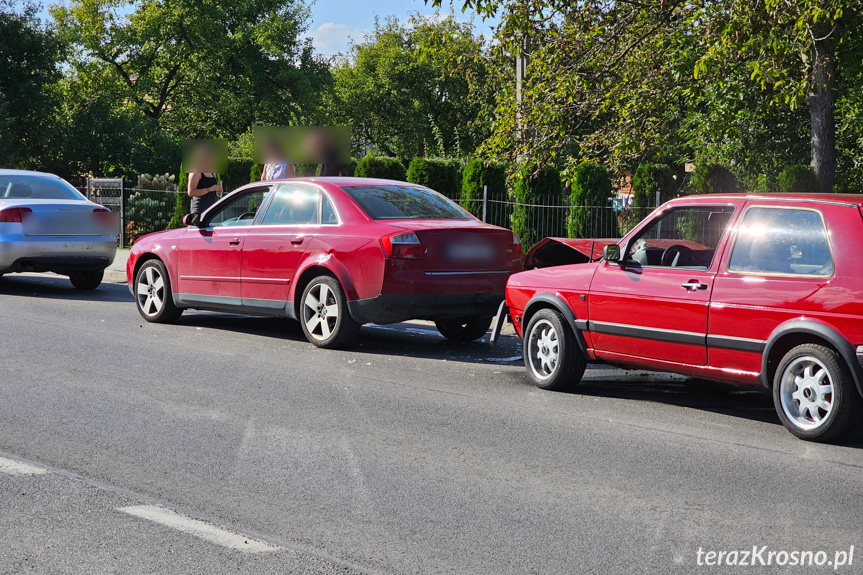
[
  {"xmin": 625, "ymin": 206, "xmax": 735, "ymax": 268},
  {"xmin": 207, "ymin": 189, "xmax": 267, "ymax": 227},
  {"xmin": 261, "ymin": 184, "xmax": 321, "ymax": 225},
  {"xmin": 728, "ymin": 207, "xmax": 833, "ymax": 276},
  {"xmin": 321, "ymin": 194, "xmax": 338, "ymax": 224}
]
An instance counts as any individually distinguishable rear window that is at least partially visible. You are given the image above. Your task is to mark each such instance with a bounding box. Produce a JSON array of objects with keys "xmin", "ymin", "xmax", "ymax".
[
  {"xmin": 341, "ymin": 185, "xmax": 469, "ymax": 220},
  {"xmin": 0, "ymin": 176, "xmax": 85, "ymax": 200}
]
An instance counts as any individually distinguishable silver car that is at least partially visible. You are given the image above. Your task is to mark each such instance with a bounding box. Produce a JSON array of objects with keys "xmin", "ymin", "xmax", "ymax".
[{"xmin": 0, "ymin": 170, "xmax": 117, "ymax": 289}]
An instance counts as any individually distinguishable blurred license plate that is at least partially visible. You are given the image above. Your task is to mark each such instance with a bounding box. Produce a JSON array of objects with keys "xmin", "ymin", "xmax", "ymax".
[
  {"xmin": 23, "ymin": 213, "xmax": 104, "ymax": 236},
  {"xmin": 445, "ymin": 242, "xmax": 495, "ymax": 262}
]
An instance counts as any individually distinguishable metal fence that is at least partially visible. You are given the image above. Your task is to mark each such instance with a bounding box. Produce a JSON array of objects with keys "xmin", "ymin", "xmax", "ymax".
[
  {"xmin": 82, "ymin": 177, "xmax": 655, "ymax": 251},
  {"xmin": 456, "ymin": 190, "xmax": 655, "ymax": 251}
]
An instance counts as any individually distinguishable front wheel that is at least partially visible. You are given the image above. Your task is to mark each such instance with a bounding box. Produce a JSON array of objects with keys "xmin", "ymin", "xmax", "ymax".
[
  {"xmin": 523, "ymin": 309, "xmax": 586, "ymax": 391},
  {"xmin": 773, "ymin": 343, "xmax": 862, "ymax": 442},
  {"xmin": 300, "ymin": 275, "xmax": 360, "ymax": 349},
  {"xmin": 69, "ymin": 269, "xmax": 104, "ymax": 290},
  {"xmin": 434, "ymin": 317, "xmax": 493, "ymax": 342},
  {"xmin": 135, "ymin": 259, "xmax": 183, "ymax": 323}
]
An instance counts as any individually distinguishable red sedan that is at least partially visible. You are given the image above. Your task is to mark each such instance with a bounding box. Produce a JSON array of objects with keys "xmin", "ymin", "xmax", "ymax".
[{"xmin": 127, "ymin": 177, "xmax": 522, "ymax": 348}]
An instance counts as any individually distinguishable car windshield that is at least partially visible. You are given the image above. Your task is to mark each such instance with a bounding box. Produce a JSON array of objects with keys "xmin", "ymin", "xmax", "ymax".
[
  {"xmin": 0, "ymin": 176, "xmax": 85, "ymax": 200},
  {"xmin": 341, "ymin": 185, "xmax": 469, "ymax": 220}
]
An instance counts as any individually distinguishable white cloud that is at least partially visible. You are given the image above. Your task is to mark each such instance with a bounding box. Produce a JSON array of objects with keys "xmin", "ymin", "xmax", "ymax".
[{"xmin": 308, "ymin": 22, "xmax": 368, "ymax": 56}]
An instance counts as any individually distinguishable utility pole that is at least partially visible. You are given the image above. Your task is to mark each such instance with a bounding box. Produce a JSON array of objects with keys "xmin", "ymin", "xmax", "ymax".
[{"xmin": 515, "ymin": 35, "xmax": 529, "ymax": 139}]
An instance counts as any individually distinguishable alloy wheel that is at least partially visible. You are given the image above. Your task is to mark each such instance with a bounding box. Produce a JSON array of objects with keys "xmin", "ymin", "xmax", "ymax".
[
  {"xmin": 527, "ymin": 319, "xmax": 559, "ymax": 380},
  {"xmin": 779, "ymin": 356, "xmax": 835, "ymax": 431},
  {"xmin": 303, "ymin": 282, "xmax": 339, "ymax": 341},
  {"xmin": 137, "ymin": 266, "xmax": 165, "ymax": 317}
]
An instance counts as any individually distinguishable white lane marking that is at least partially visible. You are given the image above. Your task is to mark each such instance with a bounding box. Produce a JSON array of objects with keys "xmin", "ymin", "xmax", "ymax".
[
  {"xmin": 117, "ymin": 505, "xmax": 280, "ymax": 553},
  {"xmin": 0, "ymin": 456, "xmax": 48, "ymax": 475}
]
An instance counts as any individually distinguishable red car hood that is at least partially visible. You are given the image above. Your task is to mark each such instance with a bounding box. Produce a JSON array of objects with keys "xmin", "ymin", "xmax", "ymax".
[{"xmin": 524, "ymin": 237, "xmax": 619, "ymax": 270}]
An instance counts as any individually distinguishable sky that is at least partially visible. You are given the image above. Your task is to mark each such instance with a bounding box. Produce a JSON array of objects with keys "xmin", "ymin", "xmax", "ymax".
[{"xmin": 305, "ymin": 0, "xmax": 495, "ymax": 56}]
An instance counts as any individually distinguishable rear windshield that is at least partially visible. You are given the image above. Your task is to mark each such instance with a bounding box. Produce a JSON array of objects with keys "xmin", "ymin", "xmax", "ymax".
[
  {"xmin": 0, "ymin": 176, "xmax": 85, "ymax": 200},
  {"xmin": 341, "ymin": 185, "xmax": 469, "ymax": 220}
]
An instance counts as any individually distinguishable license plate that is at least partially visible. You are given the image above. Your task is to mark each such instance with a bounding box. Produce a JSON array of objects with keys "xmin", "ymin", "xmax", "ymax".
[
  {"xmin": 23, "ymin": 213, "xmax": 105, "ymax": 236},
  {"xmin": 444, "ymin": 242, "xmax": 495, "ymax": 262}
]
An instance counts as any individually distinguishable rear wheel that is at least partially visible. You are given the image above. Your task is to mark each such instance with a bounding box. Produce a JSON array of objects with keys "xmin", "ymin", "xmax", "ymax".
[
  {"xmin": 434, "ymin": 317, "xmax": 493, "ymax": 342},
  {"xmin": 773, "ymin": 343, "xmax": 862, "ymax": 442},
  {"xmin": 69, "ymin": 269, "xmax": 104, "ymax": 290},
  {"xmin": 524, "ymin": 308, "xmax": 586, "ymax": 391},
  {"xmin": 135, "ymin": 259, "xmax": 183, "ymax": 323},
  {"xmin": 300, "ymin": 275, "xmax": 360, "ymax": 349}
]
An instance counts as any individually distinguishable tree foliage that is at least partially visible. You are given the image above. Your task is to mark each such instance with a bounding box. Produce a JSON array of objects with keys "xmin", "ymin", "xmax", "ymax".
[
  {"xmin": 327, "ymin": 13, "xmax": 503, "ymax": 162},
  {"xmin": 52, "ymin": 0, "xmax": 330, "ymax": 140},
  {"xmin": 406, "ymin": 157, "xmax": 463, "ymax": 199},
  {"xmin": 568, "ymin": 162, "xmax": 617, "ymax": 238}
]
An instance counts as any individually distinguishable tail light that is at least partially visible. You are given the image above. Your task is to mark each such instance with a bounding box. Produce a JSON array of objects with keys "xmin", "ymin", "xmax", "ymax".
[
  {"xmin": 381, "ymin": 231, "xmax": 423, "ymax": 259},
  {"xmin": 0, "ymin": 207, "xmax": 32, "ymax": 223},
  {"xmin": 510, "ymin": 231, "xmax": 523, "ymax": 260},
  {"xmin": 93, "ymin": 207, "xmax": 113, "ymax": 221}
]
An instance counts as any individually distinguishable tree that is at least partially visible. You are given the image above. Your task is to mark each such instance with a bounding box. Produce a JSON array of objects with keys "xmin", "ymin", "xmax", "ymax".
[
  {"xmin": 429, "ymin": 0, "xmax": 863, "ymax": 192},
  {"xmin": 327, "ymin": 13, "xmax": 503, "ymax": 162},
  {"xmin": 568, "ymin": 162, "xmax": 617, "ymax": 239},
  {"xmin": 52, "ymin": 0, "xmax": 331, "ymax": 141},
  {"xmin": 0, "ymin": 2, "xmax": 63, "ymax": 169}
]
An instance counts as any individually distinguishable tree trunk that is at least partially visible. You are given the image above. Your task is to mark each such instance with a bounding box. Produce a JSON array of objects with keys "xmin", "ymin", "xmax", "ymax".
[{"xmin": 807, "ymin": 22, "xmax": 838, "ymax": 193}]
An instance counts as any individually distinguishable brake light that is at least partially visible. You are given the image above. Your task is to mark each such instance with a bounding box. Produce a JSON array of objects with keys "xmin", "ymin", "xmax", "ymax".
[
  {"xmin": 381, "ymin": 231, "xmax": 423, "ymax": 259},
  {"xmin": 511, "ymin": 231, "xmax": 523, "ymax": 260},
  {"xmin": 92, "ymin": 207, "xmax": 113, "ymax": 220},
  {"xmin": 0, "ymin": 207, "xmax": 32, "ymax": 223}
]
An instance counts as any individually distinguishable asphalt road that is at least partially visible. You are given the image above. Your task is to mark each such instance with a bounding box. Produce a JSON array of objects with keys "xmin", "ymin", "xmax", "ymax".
[{"xmin": 2, "ymin": 273, "xmax": 863, "ymax": 575}]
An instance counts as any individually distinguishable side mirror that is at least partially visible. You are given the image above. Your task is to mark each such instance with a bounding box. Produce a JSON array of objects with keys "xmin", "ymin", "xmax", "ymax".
[
  {"xmin": 603, "ymin": 244, "xmax": 621, "ymax": 262},
  {"xmin": 182, "ymin": 213, "xmax": 200, "ymax": 227}
]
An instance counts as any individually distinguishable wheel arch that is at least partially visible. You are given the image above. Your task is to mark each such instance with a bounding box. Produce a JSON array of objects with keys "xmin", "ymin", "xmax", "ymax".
[
  {"xmin": 761, "ymin": 320, "xmax": 863, "ymax": 396},
  {"xmin": 522, "ymin": 293, "xmax": 588, "ymax": 356},
  {"xmin": 291, "ymin": 263, "xmax": 354, "ymax": 321}
]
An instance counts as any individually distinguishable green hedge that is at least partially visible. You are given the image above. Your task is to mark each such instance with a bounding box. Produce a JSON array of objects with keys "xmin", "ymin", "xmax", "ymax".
[
  {"xmin": 779, "ymin": 164, "xmax": 820, "ymax": 193},
  {"xmin": 633, "ymin": 163, "xmax": 676, "ymax": 211},
  {"xmin": 406, "ymin": 157, "xmax": 463, "ymax": 200},
  {"xmin": 354, "ymin": 155, "xmax": 407, "ymax": 181},
  {"xmin": 511, "ymin": 165, "xmax": 564, "ymax": 249},
  {"xmin": 220, "ymin": 157, "xmax": 254, "ymax": 192},
  {"xmin": 250, "ymin": 163, "xmax": 263, "ymax": 183},
  {"xmin": 689, "ymin": 163, "xmax": 738, "ymax": 195},
  {"xmin": 461, "ymin": 159, "xmax": 507, "ymax": 224},
  {"xmin": 568, "ymin": 162, "xmax": 618, "ymax": 238}
]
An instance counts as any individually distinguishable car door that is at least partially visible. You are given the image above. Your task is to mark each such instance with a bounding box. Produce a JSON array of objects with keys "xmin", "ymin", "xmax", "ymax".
[
  {"xmin": 588, "ymin": 202, "xmax": 743, "ymax": 365},
  {"xmin": 177, "ymin": 188, "xmax": 268, "ymax": 306},
  {"xmin": 240, "ymin": 183, "xmax": 332, "ymax": 310}
]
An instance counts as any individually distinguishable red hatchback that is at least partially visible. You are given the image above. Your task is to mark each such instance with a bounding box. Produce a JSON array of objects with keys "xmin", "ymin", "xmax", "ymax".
[
  {"xmin": 506, "ymin": 194, "xmax": 863, "ymax": 442},
  {"xmin": 128, "ymin": 177, "xmax": 522, "ymax": 348}
]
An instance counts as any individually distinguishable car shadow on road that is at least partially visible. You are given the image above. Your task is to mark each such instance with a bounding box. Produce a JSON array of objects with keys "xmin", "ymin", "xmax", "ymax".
[
  {"xmin": 0, "ymin": 274, "xmax": 132, "ymax": 303},
  {"xmin": 571, "ymin": 372, "xmax": 863, "ymax": 446},
  {"xmin": 174, "ymin": 311, "xmax": 526, "ymax": 367}
]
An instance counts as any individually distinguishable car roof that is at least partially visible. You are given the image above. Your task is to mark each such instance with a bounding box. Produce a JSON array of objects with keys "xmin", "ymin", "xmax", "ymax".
[
  {"xmin": 666, "ymin": 192, "xmax": 863, "ymax": 207},
  {"xmin": 264, "ymin": 177, "xmax": 420, "ymax": 188},
  {"xmin": 0, "ymin": 169, "xmax": 62, "ymax": 179}
]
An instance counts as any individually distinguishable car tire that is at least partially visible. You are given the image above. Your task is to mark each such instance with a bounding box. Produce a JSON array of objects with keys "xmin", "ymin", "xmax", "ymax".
[
  {"xmin": 773, "ymin": 343, "xmax": 863, "ymax": 442},
  {"xmin": 299, "ymin": 275, "xmax": 360, "ymax": 349},
  {"xmin": 434, "ymin": 317, "xmax": 493, "ymax": 342},
  {"xmin": 135, "ymin": 259, "xmax": 183, "ymax": 323},
  {"xmin": 523, "ymin": 308, "xmax": 586, "ymax": 391},
  {"xmin": 69, "ymin": 269, "xmax": 104, "ymax": 290}
]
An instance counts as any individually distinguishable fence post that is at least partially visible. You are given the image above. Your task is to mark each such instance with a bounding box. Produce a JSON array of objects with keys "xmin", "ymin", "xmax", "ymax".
[
  {"xmin": 86, "ymin": 178, "xmax": 91, "ymax": 200},
  {"xmin": 482, "ymin": 185, "xmax": 488, "ymax": 223},
  {"xmin": 119, "ymin": 179, "xmax": 126, "ymax": 249}
]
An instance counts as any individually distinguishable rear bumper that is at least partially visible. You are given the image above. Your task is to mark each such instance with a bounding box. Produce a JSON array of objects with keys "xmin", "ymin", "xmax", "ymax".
[
  {"xmin": 0, "ymin": 234, "xmax": 116, "ymax": 274},
  {"xmin": 348, "ymin": 292, "xmax": 504, "ymax": 324}
]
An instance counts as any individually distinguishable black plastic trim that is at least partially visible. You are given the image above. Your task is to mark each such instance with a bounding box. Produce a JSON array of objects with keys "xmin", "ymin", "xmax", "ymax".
[{"xmin": 522, "ymin": 294, "xmax": 588, "ymax": 356}]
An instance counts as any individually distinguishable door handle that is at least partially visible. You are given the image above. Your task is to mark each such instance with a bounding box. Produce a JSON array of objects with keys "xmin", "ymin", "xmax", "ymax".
[
  {"xmin": 229, "ymin": 237, "xmax": 241, "ymax": 246},
  {"xmin": 681, "ymin": 280, "xmax": 708, "ymax": 291},
  {"xmin": 290, "ymin": 236, "xmax": 304, "ymax": 245}
]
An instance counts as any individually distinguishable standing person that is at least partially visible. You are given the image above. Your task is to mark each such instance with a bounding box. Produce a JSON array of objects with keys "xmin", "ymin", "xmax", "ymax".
[
  {"xmin": 187, "ymin": 145, "xmax": 223, "ymax": 214},
  {"xmin": 262, "ymin": 138, "xmax": 295, "ymax": 181},
  {"xmin": 313, "ymin": 129, "xmax": 346, "ymax": 177}
]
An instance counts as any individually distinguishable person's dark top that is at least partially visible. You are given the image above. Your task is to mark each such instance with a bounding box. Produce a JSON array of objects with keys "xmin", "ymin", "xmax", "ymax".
[{"xmin": 191, "ymin": 173, "xmax": 218, "ymax": 214}]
